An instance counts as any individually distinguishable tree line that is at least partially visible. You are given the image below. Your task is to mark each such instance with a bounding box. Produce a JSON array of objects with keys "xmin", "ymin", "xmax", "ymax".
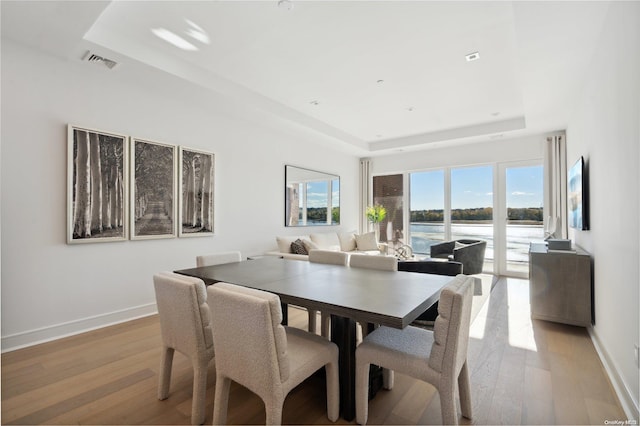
[
  {"xmin": 72, "ymin": 130, "xmax": 125, "ymax": 239},
  {"xmin": 410, "ymin": 207, "xmax": 542, "ymax": 222},
  {"xmin": 305, "ymin": 207, "xmax": 340, "ymax": 224}
]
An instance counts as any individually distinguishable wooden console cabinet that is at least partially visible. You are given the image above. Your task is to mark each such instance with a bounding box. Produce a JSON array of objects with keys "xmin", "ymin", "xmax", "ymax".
[{"xmin": 528, "ymin": 242, "xmax": 592, "ymax": 327}]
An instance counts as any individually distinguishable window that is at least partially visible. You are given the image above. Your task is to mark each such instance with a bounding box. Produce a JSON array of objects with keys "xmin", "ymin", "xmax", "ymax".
[{"xmin": 409, "ymin": 170, "xmax": 445, "ymax": 255}]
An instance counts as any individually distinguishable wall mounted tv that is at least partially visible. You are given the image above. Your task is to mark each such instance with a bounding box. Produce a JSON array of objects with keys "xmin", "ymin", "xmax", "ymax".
[{"xmin": 568, "ymin": 155, "xmax": 589, "ymax": 230}]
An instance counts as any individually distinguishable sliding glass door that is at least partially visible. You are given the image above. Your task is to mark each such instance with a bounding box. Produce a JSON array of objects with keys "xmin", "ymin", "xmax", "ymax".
[
  {"xmin": 377, "ymin": 160, "xmax": 542, "ymax": 276},
  {"xmin": 409, "ymin": 170, "xmax": 445, "ymax": 255},
  {"xmin": 451, "ymin": 166, "xmax": 494, "ymax": 271},
  {"xmin": 500, "ymin": 162, "xmax": 544, "ymax": 276}
]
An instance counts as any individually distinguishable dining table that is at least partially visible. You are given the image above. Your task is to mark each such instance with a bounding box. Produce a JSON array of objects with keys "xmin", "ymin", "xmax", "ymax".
[{"xmin": 175, "ymin": 256, "xmax": 453, "ymax": 421}]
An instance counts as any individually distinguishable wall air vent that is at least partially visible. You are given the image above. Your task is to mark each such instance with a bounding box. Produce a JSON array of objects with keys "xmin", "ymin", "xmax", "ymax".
[{"xmin": 82, "ymin": 51, "xmax": 118, "ymax": 69}]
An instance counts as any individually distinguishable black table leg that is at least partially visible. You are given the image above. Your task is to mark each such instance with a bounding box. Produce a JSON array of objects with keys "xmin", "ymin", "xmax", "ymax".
[
  {"xmin": 281, "ymin": 302, "xmax": 288, "ymax": 325},
  {"xmin": 330, "ymin": 314, "xmax": 357, "ymax": 421}
]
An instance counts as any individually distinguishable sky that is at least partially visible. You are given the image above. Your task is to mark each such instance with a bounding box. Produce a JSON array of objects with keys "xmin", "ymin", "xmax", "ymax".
[
  {"xmin": 410, "ymin": 165, "xmax": 543, "ymax": 210},
  {"xmin": 303, "ymin": 179, "xmax": 340, "ymax": 208}
]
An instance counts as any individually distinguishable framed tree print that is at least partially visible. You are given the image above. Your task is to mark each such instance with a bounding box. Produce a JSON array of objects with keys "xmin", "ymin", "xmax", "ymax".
[
  {"xmin": 130, "ymin": 138, "xmax": 177, "ymax": 240},
  {"xmin": 67, "ymin": 125, "xmax": 128, "ymax": 244},
  {"xmin": 179, "ymin": 147, "xmax": 215, "ymax": 237}
]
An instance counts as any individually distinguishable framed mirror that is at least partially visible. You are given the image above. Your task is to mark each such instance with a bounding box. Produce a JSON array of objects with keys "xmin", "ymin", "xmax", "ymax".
[{"xmin": 285, "ymin": 165, "xmax": 340, "ymax": 226}]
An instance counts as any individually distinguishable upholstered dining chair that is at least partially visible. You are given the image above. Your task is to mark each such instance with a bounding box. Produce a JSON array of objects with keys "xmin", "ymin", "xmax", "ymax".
[
  {"xmin": 208, "ymin": 282, "xmax": 340, "ymax": 425},
  {"xmin": 308, "ymin": 249, "xmax": 349, "ymax": 336},
  {"xmin": 349, "ymin": 253, "xmax": 398, "ymax": 271},
  {"xmin": 195, "ymin": 250, "xmax": 242, "ymax": 267},
  {"xmin": 153, "ymin": 272, "xmax": 215, "ymax": 425},
  {"xmin": 355, "ymin": 274, "xmax": 474, "ymax": 425},
  {"xmin": 308, "ymin": 249, "xmax": 349, "ymax": 266}
]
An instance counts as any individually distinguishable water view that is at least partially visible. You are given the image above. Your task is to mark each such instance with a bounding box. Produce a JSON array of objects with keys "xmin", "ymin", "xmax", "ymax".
[{"xmin": 409, "ymin": 222, "xmax": 544, "ymax": 264}]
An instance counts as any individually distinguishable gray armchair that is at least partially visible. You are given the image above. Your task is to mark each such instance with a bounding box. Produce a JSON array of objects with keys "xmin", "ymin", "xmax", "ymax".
[{"xmin": 430, "ymin": 239, "xmax": 487, "ymax": 275}]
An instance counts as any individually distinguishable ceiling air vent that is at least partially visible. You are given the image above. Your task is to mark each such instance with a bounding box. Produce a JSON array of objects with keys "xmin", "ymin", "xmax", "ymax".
[{"xmin": 82, "ymin": 51, "xmax": 118, "ymax": 69}]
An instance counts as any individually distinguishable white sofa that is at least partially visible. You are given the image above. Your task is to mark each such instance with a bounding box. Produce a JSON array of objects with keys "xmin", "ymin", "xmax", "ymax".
[{"xmin": 266, "ymin": 231, "xmax": 381, "ymax": 261}]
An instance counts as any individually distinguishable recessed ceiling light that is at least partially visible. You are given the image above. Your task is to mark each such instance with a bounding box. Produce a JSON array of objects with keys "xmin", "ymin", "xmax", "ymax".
[
  {"xmin": 278, "ymin": 0, "xmax": 294, "ymax": 11},
  {"xmin": 465, "ymin": 51, "xmax": 480, "ymax": 62},
  {"xmin": 309, "ymin": 100, "xmax": 319, "ymax": 106},
  {"xmin": 152, "ymin": 28, "xmax": 198, "ymax": 51},
  {"xmin": 491, "ymin": 111, "xmax": 500, "ymax": 117},
  {"xmin": 406, "ymin": 107, "xmax": 415, "ymax": 112},
  {"xmin": 376, "ymin": 79, "xmax": 384, "ymax": 84}
]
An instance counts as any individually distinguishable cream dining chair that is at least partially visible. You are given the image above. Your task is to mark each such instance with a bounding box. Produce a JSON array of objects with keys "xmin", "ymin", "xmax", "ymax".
[
  {"xmin": 349, "ymin": 253, "xmax": 398, "ymax": 271},
  {"xmin": 208, "ymin": 282, "xmax": 340, "ymax": 425},
  {"xmin": 355, "ymin": 274, "xmax": 474, "ymax": 425},
  {"xmin": 195, "ymin": 250, "xmax": 242, "ymax": 267},
  {"xmin": 153, "ymin": 272, "xmax": 215, "ymax": 425},
  {"xmin": 308, "ymin": 249, "xmax": 349, "ymax": 337},
  {"xmin": 348, "ymin": 253, "xmax": 399, "ymax": 340}
]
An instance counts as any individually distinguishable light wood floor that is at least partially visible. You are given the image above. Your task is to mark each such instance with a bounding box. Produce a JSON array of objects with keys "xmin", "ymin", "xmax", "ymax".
[{"xmin": 1, "ymin": 277, "xmax": 626, "ymax": 425}]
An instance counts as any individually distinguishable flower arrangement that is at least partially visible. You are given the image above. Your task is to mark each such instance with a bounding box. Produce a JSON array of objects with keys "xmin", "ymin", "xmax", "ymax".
[{"xmin": 366, "ymin": 204, "xmax": 387, "ymax": 223}]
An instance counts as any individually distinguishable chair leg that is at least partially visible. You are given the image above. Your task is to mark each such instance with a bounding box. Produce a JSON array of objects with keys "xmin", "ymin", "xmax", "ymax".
[
  {"xmin": 191, "ymin": 360, "xmax": 208, "ymax": 425},
  {"xmin": 382, "ymin": 369, "xmax": 394, "ymax": 390},
  {"xmin": 308, "ymin": 309, "xmax": 318, "ymax": 334},
  {"xmin": 325, "ymin": 361, "xmax": 340, "ymax": 422},
  {"xmin": 264, "ymin": 397, "xmax": 284, "ymax": 426},
  {"xmin": 212, "ymin": 375, "xmax": 231, "ymax": 426},
  {"xmin": 321, "ymin": 312, "xmax": 331, "ymax": 339},
  {"xmin": 158, "ymin": 346, "xmax": 174, "ymax": 400},
  {"xmin": 355, "ymin": 360, "xmax": 371, "ymax": 425},
  {"xmin": 439, "ymin": 381, "xmax": 458, "ymax": 426},
  {"xmin": 458, "ymin": 361, "xmax": 473, "ymax": 419}
]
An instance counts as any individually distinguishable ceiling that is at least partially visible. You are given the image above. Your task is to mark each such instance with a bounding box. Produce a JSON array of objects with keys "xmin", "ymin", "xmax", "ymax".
[{"xmin": 1, "ymin": 1, "xmax": 611, "ymax": 155}]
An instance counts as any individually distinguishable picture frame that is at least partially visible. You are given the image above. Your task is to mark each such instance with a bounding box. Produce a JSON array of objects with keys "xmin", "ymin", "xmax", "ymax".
[
  {"xmin": 67, "ymin": 125, "xmax": 129, "ymax": 244},
  {"xmin": 179, "ymin": 147, "xmax": 215, "ymax": 237},
  {"xmin": 130, "ymin": 137, "xmax": 178, "ymax": 240}
]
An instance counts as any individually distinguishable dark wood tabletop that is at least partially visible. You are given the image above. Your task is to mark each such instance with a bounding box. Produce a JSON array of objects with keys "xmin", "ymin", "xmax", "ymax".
[
  {"xmin": 175, "ymin": 256, "xmax": 451, "ymax": 329},
  {"xmin": 175, "ymin": 256, "xmax": 453, "ymax": 420}
]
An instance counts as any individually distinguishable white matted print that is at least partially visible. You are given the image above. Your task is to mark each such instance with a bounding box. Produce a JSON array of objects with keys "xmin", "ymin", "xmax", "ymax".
[
  {"xmin": 179, "ymin": 147, "xmax": 215, "ymax": 237},
  {"xmin": 67, "ymin": 125, "xmax": 129, "ymax": 244},
  {"xmin": 130, "ymin": 138, "xmax": 177, "ymax": 240}
]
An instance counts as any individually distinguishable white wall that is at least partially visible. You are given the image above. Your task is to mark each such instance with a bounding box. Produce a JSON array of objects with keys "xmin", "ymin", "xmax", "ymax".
[
  {"xmin": 566, "ymin": 2, "xmax": 640, "ymax": 418},
  {"xmin": 0, "ymin": 39, "xmax": 359, "ymax": 350}
]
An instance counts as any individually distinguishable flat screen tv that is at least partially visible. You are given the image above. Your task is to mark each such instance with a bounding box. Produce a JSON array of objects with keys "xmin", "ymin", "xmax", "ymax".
[{"xmin": 568, "ymin": 156, "xmax": 589, "ymax": 230}]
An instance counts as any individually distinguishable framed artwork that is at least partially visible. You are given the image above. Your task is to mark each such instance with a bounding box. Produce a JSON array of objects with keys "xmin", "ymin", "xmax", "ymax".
[
  {"xmin": 130, "ymin": 137, "xmax": 177, "ymax": 240},
  {"xmin": 179, "ymin": 147, "xmax": 215, "ymax": 237},
  {"xmin": 67, "ymin": 125, "xmax": 129, "ymax": 244}
]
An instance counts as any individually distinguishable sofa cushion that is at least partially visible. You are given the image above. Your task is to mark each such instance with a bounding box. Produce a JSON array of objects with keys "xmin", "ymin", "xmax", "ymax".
[
  {"xmin": 301, "ymin": 238, "xmax": 318, "ymax": 252},
  {"xmin": 310, "ymin": 233, "xmax": 341, "ymax": 251},
  {"xmin": 338, "ymin": 232, "xmax": 357, "ymax": 252},
  {"xmin": 276, "ymin": 235, "xmax": 310, "ymax": 253},
  {"xmin": 290, "ymin": 239, "xmax": 308, "ymax": 255},
  {"xmin": 355, "ymin": 232, "xmax": 378, "ymax": 251}
]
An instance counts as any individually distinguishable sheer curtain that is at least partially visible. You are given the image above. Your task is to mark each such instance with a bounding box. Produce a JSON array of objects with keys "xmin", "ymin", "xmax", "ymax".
[
  {"xmin": 359, "ymin": 158, "xmax": 371, "ymax": 234},
  {"xmin": 544, "ymin": 134, "xmax": 568, "ymax": 239}
]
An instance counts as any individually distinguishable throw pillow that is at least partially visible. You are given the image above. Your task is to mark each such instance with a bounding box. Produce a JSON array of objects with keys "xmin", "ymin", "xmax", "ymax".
[
  {"xmin": 290, "ymin": 239, "xmax": 308, "ymax": 255},
  {"xmin": 301, "ymin": 238, "xmax": 318, "ymax": 252},
  {"xmin": 338, "ymin": 232, "xmax": 357, "ymax": 252},
  {"xmin": 355, "ymin": 232, "xmax": 379, "ymax": 251}
]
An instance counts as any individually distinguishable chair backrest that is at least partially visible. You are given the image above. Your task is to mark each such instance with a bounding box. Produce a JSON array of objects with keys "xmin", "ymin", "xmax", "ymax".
[
  {"xmin": 308, "ymin": 249, "xmax": 348, "ymax": 266},
  {"xmin": 208, "ymin": 283, "xmax": 289, "ymax": 394},
  {"xmin": 428, "ymin": 275, "xmax": 474, "ymax": 377},
  {"xmin": 196, "ymin": 251, "xmax": 242, "ymax": 267},
  {"xmin": 349, "ymin": 254, "xmax": 398, "ymax": 271},
  {"xmin": 153, "ymin": 272, "xmax": 213, "ymax": 355}
]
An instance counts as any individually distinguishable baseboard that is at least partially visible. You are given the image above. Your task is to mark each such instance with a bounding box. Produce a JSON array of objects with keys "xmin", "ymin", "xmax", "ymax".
[
  {"xmin": 589, "ymin": 326, "xmax": 640, "ymax": 421},
  {"xmin": 1, "ymin": 303, "xmax": 158, "ymax": 353}
]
